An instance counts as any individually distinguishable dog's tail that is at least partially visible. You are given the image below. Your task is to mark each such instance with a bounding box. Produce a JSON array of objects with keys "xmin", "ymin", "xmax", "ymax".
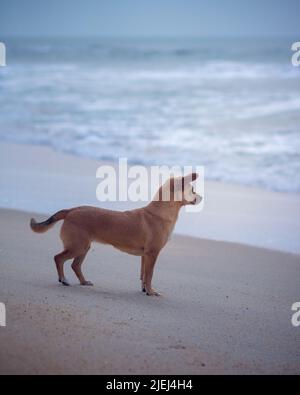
[{"xmin": 30, "ymin": 209, "xmax": 70, "ymax": 234}]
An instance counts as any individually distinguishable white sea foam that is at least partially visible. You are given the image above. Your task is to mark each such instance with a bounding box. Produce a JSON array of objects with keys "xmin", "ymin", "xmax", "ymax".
[{"xmin": 0, "ymin": 38, "xmax": 300, "ymax": 193}]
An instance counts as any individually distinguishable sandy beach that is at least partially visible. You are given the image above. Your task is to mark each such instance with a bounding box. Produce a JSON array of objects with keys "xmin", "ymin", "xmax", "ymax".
[
  {"xmin": 0, "ymin": 207, "xmax": 300, "ymax": 375},
  {"xmin": 0, "ymin": 142, "xmax": 300, "ymax": 375}
]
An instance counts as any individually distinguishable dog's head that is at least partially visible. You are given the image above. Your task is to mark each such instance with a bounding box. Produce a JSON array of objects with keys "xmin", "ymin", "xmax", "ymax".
[{"xmin": 155, "ymin": 173, "xmax": 202, "ymax": 206}]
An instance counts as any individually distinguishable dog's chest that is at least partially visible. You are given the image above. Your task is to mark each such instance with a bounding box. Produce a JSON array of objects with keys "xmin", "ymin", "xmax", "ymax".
[
  {"xmin": 167, "ymin": 223, "xmax": 176, "ymax": 241},
  {"xmin": 113, "ymin": 243, "xmax": 144, "ymax": 256}
]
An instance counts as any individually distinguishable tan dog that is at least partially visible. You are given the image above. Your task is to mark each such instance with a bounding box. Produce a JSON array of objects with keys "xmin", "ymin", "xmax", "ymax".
[{"xmin": 30, "ymin": 174, "xmax": 201, "ymax": 296}]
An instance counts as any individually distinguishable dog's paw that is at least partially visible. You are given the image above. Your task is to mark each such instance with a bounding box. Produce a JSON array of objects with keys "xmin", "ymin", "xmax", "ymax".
[
  {"xmin": 59, "ymin": 278, "xmax": 70, "ymax": 286},
  {"xmin": 80, "ymin": 280, "xmax": 94, "ymax": 286},
  {"xmin": 146, "ymin": 289, "xmax": 161, "ymax": 296}
]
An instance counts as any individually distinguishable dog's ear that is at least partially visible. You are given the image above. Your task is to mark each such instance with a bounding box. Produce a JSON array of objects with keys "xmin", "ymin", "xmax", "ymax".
[{"xmin": 183, "ymin": 173, "xmax": 199, "ymax": 183}]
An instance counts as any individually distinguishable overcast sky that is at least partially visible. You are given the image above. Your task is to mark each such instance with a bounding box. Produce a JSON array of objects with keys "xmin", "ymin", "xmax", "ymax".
[{"xmin": 0, "ymin": 0, "xmax": 299, "ymax": 37}]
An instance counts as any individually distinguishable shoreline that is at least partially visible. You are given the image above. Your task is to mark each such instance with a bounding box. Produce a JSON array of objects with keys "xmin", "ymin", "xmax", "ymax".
[
  {"xmin": 0, "ymin": 207, "xmax": 299, "ymax": 374},
  {"xmin": 0, "ymin": 141, "xmax": 300, "ymax": 254}
]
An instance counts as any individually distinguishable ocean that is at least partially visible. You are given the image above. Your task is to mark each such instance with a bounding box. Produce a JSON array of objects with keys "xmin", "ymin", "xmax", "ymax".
[{"xmin": 0, "ymin": 37, "xmax": 299, "ymax": 193}]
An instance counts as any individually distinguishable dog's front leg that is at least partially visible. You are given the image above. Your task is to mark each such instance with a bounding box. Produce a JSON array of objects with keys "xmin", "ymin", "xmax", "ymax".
[
  {"xmin": 143, "ymin": 251, "xmax": 160, "ymax": 296},
  {"xmin": 140, "ymin": 256, "xmax": 146, "ymax": 292}
]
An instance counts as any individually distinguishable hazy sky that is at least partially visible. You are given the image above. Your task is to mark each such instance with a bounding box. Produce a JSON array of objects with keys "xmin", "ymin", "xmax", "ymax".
[{"xmin": 0, "ymin": 0, "xmax": 299, "ymax": 37}]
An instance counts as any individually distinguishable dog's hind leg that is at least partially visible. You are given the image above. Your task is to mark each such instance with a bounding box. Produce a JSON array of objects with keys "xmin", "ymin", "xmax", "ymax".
[
  {"xmin": 54, "ymin": 250, "xmax": 74, "ymax": 286},
  {"xmin": 71, "ymin": 247, "xmax": 93, "ymax": 286}
]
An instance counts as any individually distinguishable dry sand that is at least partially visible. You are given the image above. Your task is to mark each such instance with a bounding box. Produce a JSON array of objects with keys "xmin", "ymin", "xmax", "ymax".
[{"xmin": 0, "ymin": 208, "xmax": 299, "ymax": 375}]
